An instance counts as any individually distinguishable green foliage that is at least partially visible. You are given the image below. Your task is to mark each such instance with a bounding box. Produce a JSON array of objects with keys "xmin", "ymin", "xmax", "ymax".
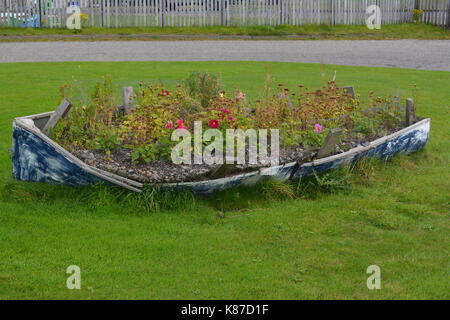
[
  {"xmin": 256, "ymin": 80, "xmax": 361, "ymax": 148},
  {"xmin": 51, "ymin": 77, "xmax": 121, "ymax": 152},
  {"xmin": 412, "ymin": 9, "xmax": 424, "ymax": 23},
  {"xmin": 261, "ymin": 178, "xmax": 297, "ymax": 201},
  {"xmin": 293, "ymin": 167, "xmax": 353, "ymax": 198},
  {"xmin": 185, "ymin": 71, "xmax": 221, "ymax": 108},
  {"xmin": 2, "ymin": 23, "xmax": 450, "ymax": 40},
  {"xmin": 83, "ymin": 183, "xmax": 197, "ymax": 214},
  {"xmin": 51, "ymin": 72, "xmax": 403, "ymax": 165},
  {"xmin": 350, "ymin": 96, "xmax": 404, "ymax": 141},
  {"xmin": 130, "ymin": 136, "xmax": 174, "ymax": 163}
]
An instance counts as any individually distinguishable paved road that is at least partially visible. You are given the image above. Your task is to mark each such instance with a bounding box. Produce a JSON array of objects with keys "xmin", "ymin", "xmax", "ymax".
[{"xmin": 1, "ymin": 40, "xmax": 449, "ymax": 71}]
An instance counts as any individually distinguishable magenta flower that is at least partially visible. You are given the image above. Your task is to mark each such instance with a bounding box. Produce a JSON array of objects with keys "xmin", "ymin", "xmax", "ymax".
[
  {"xmin": 209, "ymin": 119, "xmax": 220, "ymax": 129},
  {"xmin": 227, "ymin": 116, "xmax": 236, "ymax": 122},
  {"xmin": 220, "ymin": 108, "xmax": 231, "ymax": 114},
  {"xmin": 177, "ymin": 119, "xmax": 186, "ymax": 129},
  {"xmin": 314, "ymin": 123, "xmax": 324, "ymax": 134},
  {"xmin": 165, "ymin": 120, "xmax": 173, "ymax": 129}
]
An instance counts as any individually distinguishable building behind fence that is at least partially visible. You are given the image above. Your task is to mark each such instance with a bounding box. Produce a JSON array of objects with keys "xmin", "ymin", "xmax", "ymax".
[{"xmin": 0, "ymin": 0, "xmax": 449, "ymax": 28}]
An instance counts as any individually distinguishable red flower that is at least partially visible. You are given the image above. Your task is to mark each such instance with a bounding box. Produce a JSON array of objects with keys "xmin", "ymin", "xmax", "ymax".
[
  {"xmin": 177, "ymin": 119, "xmax": 186, "ymax": 129},
  {"xmin": 220, "ymin": 108, "xmax": 231, "ymax": 114},
  {"xmin": 209, "ymin": 119, "xmax": 219, "ymax": 129},
  {"xmin": 161, "ymin": 89, "xmax": 170, "ymax": 96}
]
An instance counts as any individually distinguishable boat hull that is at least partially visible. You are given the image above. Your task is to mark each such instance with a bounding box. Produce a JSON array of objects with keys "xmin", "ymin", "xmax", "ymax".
[{"xmin": 12, "ymin": 113, "xmax": 430, "ymax": 194}]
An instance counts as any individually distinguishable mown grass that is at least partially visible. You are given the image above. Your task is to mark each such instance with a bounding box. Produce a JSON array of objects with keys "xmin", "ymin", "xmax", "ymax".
[
  {"xmin": 1, "ymin": 23, "xmax": 450, "ymax": 40},
  {"xmin": 0, "ymin": 61, "xmax": 449, "ymax": 299}
]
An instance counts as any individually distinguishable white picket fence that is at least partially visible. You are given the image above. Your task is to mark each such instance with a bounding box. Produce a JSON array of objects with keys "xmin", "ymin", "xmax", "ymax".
[
  {"xmin": 0, "ymin": 0, "xmax": 449, "ymax": 28},
  {"xmin": 421, "ymin": 0, "xmax": 450, "ymax": 26}
]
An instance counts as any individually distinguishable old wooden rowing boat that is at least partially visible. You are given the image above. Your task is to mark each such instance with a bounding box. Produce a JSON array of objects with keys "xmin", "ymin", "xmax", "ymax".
[{"xmin": 12, "ymin": 111, "xmax": 430, "ymax": 194}]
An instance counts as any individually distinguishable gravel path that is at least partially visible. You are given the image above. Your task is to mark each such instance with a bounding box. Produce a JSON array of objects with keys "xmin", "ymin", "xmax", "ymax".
[{"xmin": 1, "ymin": 40, "xmax": 449, "ymax": 71}]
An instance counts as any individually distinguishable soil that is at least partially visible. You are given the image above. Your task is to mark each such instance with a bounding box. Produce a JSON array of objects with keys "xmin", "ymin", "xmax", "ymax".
[
  {"xmin": 71, "ymin": 137, "xmax": 364, "ymax": 184},
  {"xmin": 69, "ymin": 114, "xmax": 409, "ymax": 184}
]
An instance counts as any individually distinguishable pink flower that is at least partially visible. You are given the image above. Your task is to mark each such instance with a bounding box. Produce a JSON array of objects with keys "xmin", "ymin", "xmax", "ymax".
[
  {"xmin": 235, "ymin": 91, "xmax": 245, "ymax": 100},
  {"xmin": 227, "ymin": 116, "xmax": 236, "ymax": 122},
  {"xmin": 314, "ymin": 123, "xmax": 324, "ymax": 134},
  {"xmin": 219, "ymin": 109, "xmax": 232, "ymax": 120},
  {"xmin": 209, "ymin": 119, "xmax": 220, "ymax": 129},
  {"xmin": 165, "ymin": 120, "xmax": 173, "ymax": 129},
  {"xmin": 177, "ymin": 119, "xmax": 186, "ymax": 130}
]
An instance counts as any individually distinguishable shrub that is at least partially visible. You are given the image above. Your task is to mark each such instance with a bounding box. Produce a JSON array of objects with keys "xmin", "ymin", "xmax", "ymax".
[
  {"xmin": 185, "ymin": 72, "xmax": 221, "ymax": 108},
  {"xmin": 412, "ymin": 9, "xmax": 424, "ymax": 23}
]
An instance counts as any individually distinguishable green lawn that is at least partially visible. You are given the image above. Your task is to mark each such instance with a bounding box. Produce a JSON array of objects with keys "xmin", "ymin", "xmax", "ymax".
[
  {"xmin": 1, "ymin": 23, "xmax": 450, "ymax": 41},
  {"xmin": 0, "ymin": 61, "xmax": 449, "ymax": 299}
]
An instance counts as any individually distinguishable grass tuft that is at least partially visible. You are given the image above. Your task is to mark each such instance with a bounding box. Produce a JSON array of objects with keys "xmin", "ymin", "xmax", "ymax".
[{"xmin": 293, "ymin": 167, "xmax": 353, "ymax": 198}]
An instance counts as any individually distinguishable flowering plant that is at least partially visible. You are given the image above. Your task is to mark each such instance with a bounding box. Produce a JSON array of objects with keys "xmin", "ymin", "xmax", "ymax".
[
  {"xmin": 412, "ymin": 9, "xmax": 424, "ymax": 23},
  {"xmin": 52, "ymin": 72, "xmax": 403, "ymax": 165}
]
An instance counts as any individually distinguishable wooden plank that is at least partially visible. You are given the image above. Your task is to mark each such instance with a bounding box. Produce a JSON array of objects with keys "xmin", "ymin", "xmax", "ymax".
[
  {"xmin": 447, "ymin": 0, "xmax": 450, "ymax": 28},
  {"xmin": 42, "ymin": 99, "xmax": 72, "ymax": 135},
  {"xmin": 317, "ymin": 128, "xmax": 343, "ymax": 159},
  {"xmin": 122, "ymin": 86, "xmax": 135, "ymax": 115},
  {"xmin": 406, "ymin": 98, "xmax": 416, "ymax": 126},
  {"xmin": 343, "ymin": 86, "xmax": 356, "ymax": 98},
  {"xmin": 209, "ymin": 164, "xmax": 237, "ymax": 179}
]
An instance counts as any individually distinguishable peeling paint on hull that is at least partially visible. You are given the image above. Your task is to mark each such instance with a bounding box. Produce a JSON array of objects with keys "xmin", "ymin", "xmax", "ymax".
[
  {"xmin": 12, "ymin": 124, "xmax": 100, "ymax": 186},
  {"xmin": 12, "ymin": 113, "xmax": 430, "ymax": 195}
]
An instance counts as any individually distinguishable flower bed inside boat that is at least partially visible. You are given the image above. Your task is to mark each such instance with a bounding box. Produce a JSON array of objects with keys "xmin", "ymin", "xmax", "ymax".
[{"xmin": 12, "ymin": 73, "xmax": 430, "ymax": 193}]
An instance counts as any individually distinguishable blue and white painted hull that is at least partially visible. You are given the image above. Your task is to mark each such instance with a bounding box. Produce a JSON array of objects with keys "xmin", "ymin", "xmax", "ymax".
[{"xmin": 12, "ymin": 112, "xmax": 430, "ymax": 194}]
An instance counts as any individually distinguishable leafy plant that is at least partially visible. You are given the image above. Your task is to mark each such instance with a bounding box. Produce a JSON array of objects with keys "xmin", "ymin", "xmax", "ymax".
[
  {"xmin": 294, "ymin": 167, "xmax": 352, "ymax": 198},
  {"xmin": 185, "ymin": 72, "xmax": 221, "ymax": 108},
  {"xmin": 412, "ymin": 9, "xmax": 424, "ymax": 23},
  {"xmin": 52, "ymin": 77, "xmax": 121, "ymax": 152},
  {"xmin": 51, "ymin": 74, "xmax": 402, "ymax": 167}
]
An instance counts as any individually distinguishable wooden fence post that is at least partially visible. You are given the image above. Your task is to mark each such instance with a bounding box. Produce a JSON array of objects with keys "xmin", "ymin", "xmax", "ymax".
[
  {"xmin": 161, "ymin": 0, "xmax": 165, "ymax": 27},
  {"xmin": 406, "ymin": 98, "xmax": 416, "ymax": 126},
  {"xmin": 37, "ymin": 0, "xmax": 42, "ymax": 27},
  {"xmin": 447, "ymin": 0, "xmax": 450, "ymax": 29},
  {"xmin": 331, "ymin": 0, "xmax": 335, "ymax": 25},
  {"xmin": 317, "ymin": 128, "xmax": 342, "ymax": 159},
  {"xmin": 100, "ymin": 0, "xmax": 104, "ymax": 28},
  {"xmin": 414, "ymin": 0, "xmax": 420, "ymax": 10},
  {"xmin": 220, "ymin": 0, "xmax": 224, "ymax": 26}
]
